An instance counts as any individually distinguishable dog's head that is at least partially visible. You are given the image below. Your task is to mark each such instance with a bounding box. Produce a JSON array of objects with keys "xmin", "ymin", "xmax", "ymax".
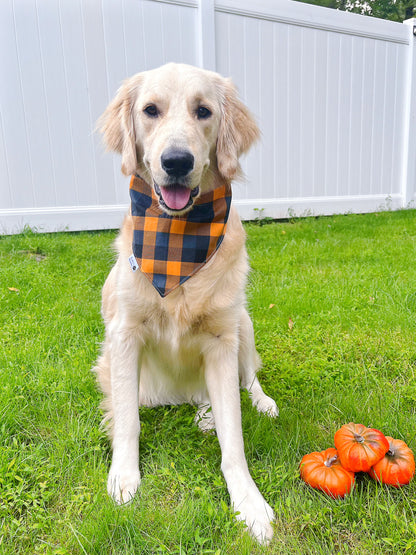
[{"xmin": 99, "ymin": 63, "xmax": 259, "ymax": 215}]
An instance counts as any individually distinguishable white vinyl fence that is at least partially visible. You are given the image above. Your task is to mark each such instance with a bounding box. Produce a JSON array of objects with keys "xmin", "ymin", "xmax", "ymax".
[{"xmin": 0, "ymin": 0, "xmax": 415, "ymax": 234}]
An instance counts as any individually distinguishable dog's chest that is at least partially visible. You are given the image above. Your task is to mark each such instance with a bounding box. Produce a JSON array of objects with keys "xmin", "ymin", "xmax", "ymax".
[
  {"xmin": 138, "ymin": 303, "xmax": 209, "ymax": 394},
  {"xmin": 140, "ymin": 294, "xmax": 208, "ymax": 346}
]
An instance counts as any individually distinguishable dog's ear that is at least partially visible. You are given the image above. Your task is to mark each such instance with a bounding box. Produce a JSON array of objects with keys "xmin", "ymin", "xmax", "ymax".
[
  {"xmin": 216, "ymin": 79, "xmax": 260, "ymax": 181},
  {"xmin": 98, "ymin": 75, "xmax": 142, "ymax": 176}
]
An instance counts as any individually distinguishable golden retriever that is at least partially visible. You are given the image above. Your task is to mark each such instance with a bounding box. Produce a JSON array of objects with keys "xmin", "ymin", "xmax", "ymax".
[{"xmin": 94, "ymin": 63, "xmax": 278, "ymax": 544}]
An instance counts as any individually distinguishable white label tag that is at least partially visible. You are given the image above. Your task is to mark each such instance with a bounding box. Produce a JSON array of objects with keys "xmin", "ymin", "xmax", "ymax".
[{"xmin": 128, "ymin": 254, "xmax": 139, "ymax": 272}]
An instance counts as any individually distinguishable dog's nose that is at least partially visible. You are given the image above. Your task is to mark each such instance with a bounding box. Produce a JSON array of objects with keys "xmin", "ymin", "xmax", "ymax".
[{"xmin": 161, "ymin": 149, "xmax": 194, "ymax": 178}]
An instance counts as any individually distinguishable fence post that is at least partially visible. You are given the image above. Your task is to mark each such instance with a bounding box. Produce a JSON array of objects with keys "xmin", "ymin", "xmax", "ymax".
[
  {"xmin": 402, "ymin": 19, "xmax": 416, "ymax": 207},
  {"xmin": 197, "ymin": 0, "xmax": 216, "ymax": 71}
]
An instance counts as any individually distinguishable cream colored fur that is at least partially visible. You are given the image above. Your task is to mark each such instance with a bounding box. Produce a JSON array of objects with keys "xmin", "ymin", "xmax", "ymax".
[{"xmin": 93, "ymin": 63, "xmax": 278, "ymax": 544}]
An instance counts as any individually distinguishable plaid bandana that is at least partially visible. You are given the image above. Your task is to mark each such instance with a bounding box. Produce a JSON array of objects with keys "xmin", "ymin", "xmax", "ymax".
[{"xmin": 129, "ymin": 174, "xmax": 232, "ymax": 297}]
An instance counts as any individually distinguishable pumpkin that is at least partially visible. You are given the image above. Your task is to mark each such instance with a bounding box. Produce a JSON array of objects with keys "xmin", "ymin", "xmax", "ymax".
[
  {"xmin": 369, "ymin": 437, "xmax": 415, "ymax": 487},
  {"xmin": 334, "ymin": 422, "xmax": 389, "ymax": 472},
  {"xmin": 300, "ymin": 447, "xmax": 355, "ymax": 498}
]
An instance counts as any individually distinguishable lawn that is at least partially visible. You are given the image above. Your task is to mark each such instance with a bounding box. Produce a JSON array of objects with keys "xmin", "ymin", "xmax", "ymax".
[{"xmin": 1, "ymin": 209, "xmax": 416, "ymax": 554}]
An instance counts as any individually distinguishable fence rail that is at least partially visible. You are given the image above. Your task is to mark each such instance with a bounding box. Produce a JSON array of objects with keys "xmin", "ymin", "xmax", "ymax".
[{"xmin": 0, "ymin": 0, "xmax": 415, "ymax": 234}]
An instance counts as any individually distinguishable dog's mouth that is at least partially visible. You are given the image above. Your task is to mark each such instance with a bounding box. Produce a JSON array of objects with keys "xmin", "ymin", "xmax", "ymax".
[{"xmin": 154, "ymin": 182, "xmax": 199, "ymax": 212}]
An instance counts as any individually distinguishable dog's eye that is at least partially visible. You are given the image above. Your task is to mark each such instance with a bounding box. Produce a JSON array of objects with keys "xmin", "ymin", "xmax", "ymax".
[
  {"xmin": 144, "ymin": 104, "xmax": 159, "ymax": 118},
  {"xmin": 196, "ymin": 106, "xmax": 212, "ymax": 120}
]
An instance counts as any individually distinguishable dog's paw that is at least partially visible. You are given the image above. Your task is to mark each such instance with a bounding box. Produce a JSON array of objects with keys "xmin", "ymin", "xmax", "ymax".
[
  {"xmin": 107, "ymin": 466, "xmax": 141, "ymax": 505},
  {"xmin": 233, "ymin": 490, "xmax": 275, "ymax": 544},
  {"xmin": 252, "ymin": 394, "xmax": 279, "ymax": 418},
  {"xmin": 195, "ymin": 404, "xmax": 216, "ymax": 432}
]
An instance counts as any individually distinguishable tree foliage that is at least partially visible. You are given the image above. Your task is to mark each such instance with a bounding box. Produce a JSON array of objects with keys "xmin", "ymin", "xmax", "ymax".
[{"xmin": 295, "ymin": 0, "xmax": 416, "ymax": 22}]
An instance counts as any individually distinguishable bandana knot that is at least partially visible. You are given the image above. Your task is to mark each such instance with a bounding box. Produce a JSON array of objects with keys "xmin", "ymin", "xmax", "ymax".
[{"xmin": 129, "ymin": 175, "xmax": 232, "ymax": 297}]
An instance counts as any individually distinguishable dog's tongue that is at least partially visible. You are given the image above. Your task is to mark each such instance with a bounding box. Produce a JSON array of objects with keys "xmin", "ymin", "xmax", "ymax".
[{"xmin": 160, "ymin": 185, "xmax": 191, "ymax": 211}]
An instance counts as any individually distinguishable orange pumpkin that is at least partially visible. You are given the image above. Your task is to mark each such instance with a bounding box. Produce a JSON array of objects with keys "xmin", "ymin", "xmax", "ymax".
[
  {"xmin": 300, "ymin": 447, "xmax": 355, "ymax": 498},
  {"xmin": 334, "ymin": 422, "xmax": 389, "ymax": 472},
  {"xmin": 369, "ymin": 437, "xmax": 415, "ymax": 487}
]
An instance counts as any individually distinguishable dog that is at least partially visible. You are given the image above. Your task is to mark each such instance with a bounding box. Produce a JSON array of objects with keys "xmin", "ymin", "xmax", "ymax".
[{"xmin": 93, "ymin": 63, "xmax": 278, "ymax": 544}]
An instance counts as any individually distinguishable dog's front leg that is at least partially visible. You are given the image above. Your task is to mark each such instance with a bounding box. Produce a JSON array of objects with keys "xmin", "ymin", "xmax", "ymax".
[
  {"xmin": 107, "ymin": 324, "xmax": 141, "ymax": 505},
  {"xmin": 204, "ymin": 337, "xmax": 274, "ymax": 544}
]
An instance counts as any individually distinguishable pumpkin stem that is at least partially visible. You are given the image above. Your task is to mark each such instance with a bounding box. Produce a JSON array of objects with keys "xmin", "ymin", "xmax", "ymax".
[
  {"xmin": 353, "ymin": 433, "xmax": 365, "ymax": 443},
  {"xmin": 387, "ymin": 448, "xmax": 394, "ymax": 457},
  {"xmin": 324, "ymin": 454, "xmax": 338, "ymax": 467}
]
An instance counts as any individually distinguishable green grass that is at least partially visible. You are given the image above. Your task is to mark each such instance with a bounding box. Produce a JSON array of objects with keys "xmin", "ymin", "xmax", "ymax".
[{"xmin": 1, "ymin": 210, "xmax": 416, "ymax": 554}]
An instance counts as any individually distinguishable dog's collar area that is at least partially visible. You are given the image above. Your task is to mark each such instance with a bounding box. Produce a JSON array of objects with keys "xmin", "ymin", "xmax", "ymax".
[{"xmin": 129, "ymin": 174, "xmax": 232, "ymax": 297}]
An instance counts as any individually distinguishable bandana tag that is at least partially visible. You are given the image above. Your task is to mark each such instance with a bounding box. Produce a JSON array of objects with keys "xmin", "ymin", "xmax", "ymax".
[{"xmin": 128, "ymin": 254, "xmax": 139, "ymax": 272}]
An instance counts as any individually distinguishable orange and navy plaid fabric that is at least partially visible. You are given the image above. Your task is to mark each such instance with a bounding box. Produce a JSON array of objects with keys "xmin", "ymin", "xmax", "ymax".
[{"xmin": 130, "ymin": 174, "xmax": 232, "ymax": 297}]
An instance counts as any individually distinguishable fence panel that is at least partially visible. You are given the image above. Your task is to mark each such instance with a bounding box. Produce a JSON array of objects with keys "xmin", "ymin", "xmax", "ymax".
[
  {"xmin": 215, "ymin": 0, "xmax": 412, "ymax": 219},
  {"xmin": 0, "ymin": 0, "xmax": 199, "ymax": 233}
]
